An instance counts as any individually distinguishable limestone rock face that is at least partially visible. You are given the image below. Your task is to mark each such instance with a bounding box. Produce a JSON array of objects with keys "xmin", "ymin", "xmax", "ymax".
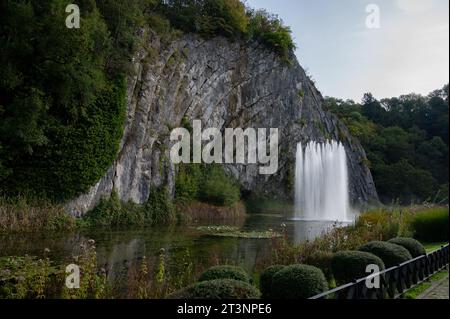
[{"xmin": 66, "ymin": 33, "xmax": 378, "ymax": 216}]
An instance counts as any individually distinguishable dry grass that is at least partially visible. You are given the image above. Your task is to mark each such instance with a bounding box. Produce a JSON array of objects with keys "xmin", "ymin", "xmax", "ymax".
[
  {"xmin": 177, "ymin": 201, "xmax": 247, "ymax": 222},
  {"xmin": 0, "ymin": 196, "xmax": 76, "ymax": 233}
]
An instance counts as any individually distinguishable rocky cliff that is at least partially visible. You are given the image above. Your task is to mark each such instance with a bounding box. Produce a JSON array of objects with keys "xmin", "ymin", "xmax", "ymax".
[{"xmin": 67, "ymin": 33, "xmax": 378, "ymax": 216}]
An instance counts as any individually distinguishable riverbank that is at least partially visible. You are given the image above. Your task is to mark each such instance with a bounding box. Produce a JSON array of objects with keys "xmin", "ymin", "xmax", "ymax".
[
  {"xmin": 0, "ymin": 195, "xmax": 247, "ymax": 234},
  {"xmin": 0, "ymin": 204, "xmax": 447, "ymax": 299}
]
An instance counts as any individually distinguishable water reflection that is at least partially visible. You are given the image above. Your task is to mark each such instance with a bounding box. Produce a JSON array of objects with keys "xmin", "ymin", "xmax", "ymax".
[{"xmin": 0, "ymin": 214, "xmax": 348, "ymax": 279}]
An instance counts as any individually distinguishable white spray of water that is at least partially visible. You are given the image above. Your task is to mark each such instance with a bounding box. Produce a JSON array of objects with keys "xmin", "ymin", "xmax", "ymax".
[{"xmin": 294, "ymin": 141, "xmax": 350, "ymax": 222}]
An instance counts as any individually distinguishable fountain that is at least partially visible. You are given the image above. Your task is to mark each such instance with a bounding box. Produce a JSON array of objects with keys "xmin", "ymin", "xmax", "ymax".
[{"xmin": 294, "ymin": 140, "xmax": 350, "ymax": 222}]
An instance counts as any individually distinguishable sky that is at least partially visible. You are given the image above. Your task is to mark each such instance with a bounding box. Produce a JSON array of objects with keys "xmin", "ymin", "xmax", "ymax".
[{"xmin": 245, "ymin": 0, "xmax": 449, "ymax": 102}]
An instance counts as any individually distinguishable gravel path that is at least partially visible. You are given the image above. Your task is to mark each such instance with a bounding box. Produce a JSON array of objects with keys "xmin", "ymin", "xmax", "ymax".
[{"xmin": 419, "ymin": 275, "xmax": 449, "ymax": 299}]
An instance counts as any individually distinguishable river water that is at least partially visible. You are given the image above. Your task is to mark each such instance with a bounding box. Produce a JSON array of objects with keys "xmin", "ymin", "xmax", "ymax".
[{"xmin": 0, "ymin": 214, "xmax": 341, "ymax": 284}]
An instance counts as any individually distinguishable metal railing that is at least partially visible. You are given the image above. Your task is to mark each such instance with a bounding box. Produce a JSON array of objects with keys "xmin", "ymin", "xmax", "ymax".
[{"xmin": 310, "ymin": 244, "xmax": 449, "ymax": 299}]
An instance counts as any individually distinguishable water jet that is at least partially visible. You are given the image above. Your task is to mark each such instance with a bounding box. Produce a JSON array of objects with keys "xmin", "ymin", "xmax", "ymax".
[{"xmin": 294, "ymin": 141, "xmax": 350, "ymax": 222}]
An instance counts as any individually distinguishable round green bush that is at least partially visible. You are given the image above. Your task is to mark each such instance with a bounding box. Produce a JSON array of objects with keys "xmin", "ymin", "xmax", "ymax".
[
  {"xmin": 331, "ymin": 251, "xmax": 386, "ymax": 285},
  {"xmin": 198, "ymin": 265, "xmax": 250, "ymax": 283},
  {"xmin": 305, "ymin": 251, "xmax": 334, "ymax": 282},
  {"xmin": 271, "ymin": 264, "xmax": 328, "ymax": 299},
  {"xmin": 388, "ymin": 237, "xmax": 426, "ymax": 258},
  {"xmin": 168, "ymin": 279, "xmax": 261, "ymax": 299},
  {"xmin": 259, "ymin": 265, "xmax": 286, "ymax": 298},
  {"xmin": 359, "ymin": 241, "xmax": 412, "ymax": 268}
]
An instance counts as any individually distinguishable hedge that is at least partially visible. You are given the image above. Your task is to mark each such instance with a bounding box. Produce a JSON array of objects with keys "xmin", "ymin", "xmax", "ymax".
[
  {"xmin": 259, "ymin": 265, "xmax": 285, "ymax": 299},
  {"xmin": 331, "ymin": 251, "xmax": 385, "ymax": 285},
  {"xmin": 198, "ymin": 265, "xmax": 250, "ymax": 283},
  {"xmin": 359, "ymin": 241, "xmax": 412, "ymax": 268},
  {"xmin": 410, "ymin": 208, "xmax": 449, "ymax": 242},
  {"xmin": 168, "ymin": 279, "xmax": 260, "ymax": 299},
  {"xmin": 271, "ymin": 264, "xmax": 328, "ymax": 299},
  {"xmin": 387, "ymin": 237, "xmax": 426, "ymax": 258}
]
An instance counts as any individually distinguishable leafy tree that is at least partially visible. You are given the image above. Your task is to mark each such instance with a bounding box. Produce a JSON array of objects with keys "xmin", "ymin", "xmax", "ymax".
[
  {"xmin": 0, "ymin": 0, "xmax": 128, "ymax": 200},
  {"xmin": 325, "ymin": 85, "xmax": 449, "ymax": 204}
]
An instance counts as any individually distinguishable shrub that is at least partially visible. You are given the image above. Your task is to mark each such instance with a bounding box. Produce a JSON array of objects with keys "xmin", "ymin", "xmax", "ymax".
[
  {"xmin": 248, "ymin": 9, "xmax": 296, "ymax": 59},
  {"xmin": 175, "ymin": 163, "xmax": 241, "ymax": 207},
  {"xmin": 198, "ymin": 266, "xmax": 250, "ymax": 283},
  {"xmin": 83, "ymin": 188, "xmax": 176, "ymax": 227},
  {"xmin": 168, "ymin": 279, "xmax": 260, "ymax": 299},
  {"xmin": 199, "ymin": 165, "xmax": 241, "ymax": 207},
  {"xmin": 175, "ymin": 164, "xmax": 202, "ymax": 203},
  {"xmin": 271, "ymin": 264, "xmax": 328, "ymax": 299},
  {"xmin": 259, "ymin": 265, "xmax": 285, "ymax": 298},
  {"xmin": 331, "ymin": 251, "xmax": 385, "ymax": 285},
  {"xmin": 359, "ymin": 241, "xmax": 412, "ymax": 268},
  {"xmin": 145, "ymin": 188, "xmax": 176, "ymax": 225},
  {"xmin": 388, "ymin": 237, "xmax": 426, "ymax": 258},
  {"xmin": 410, "ymin": 208, "xmax": 449, "ymax": 242},
  {"xmin": 304, "ymin": 251, "xmax": 334, "ymax": 283},
  {"xmin": 160, "ymin": 0, "xmax": 248, "ymax": 39}
]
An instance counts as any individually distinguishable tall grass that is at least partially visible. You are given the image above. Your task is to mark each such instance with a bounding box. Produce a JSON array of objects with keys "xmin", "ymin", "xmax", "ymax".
[
  {"xmin": 0, "ymin": 196, "xmax": 76, "ymax": 233},
  {"xmin": 262, "ymin": 206, "xmax": 443, "ymax": 273}
]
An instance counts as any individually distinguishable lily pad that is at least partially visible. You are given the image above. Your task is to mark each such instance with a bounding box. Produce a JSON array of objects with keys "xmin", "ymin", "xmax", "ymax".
[{"xmin": 195, "ymin": 226, "xmax": 281, "ymax": 239}]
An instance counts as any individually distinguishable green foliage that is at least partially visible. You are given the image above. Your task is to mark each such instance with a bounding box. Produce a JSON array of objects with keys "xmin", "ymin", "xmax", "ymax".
[
  {"xmin": 0, "ymin": 0, "xmax": 136, "ymax": 201},
  {"xmin": 159, "ymin": 1, "xmax": 295, "ymax": 58},
  {"xmin": 168, "ymin": 279, "xmax": 261, "ymax": 299},
  {"xmin": 160, "ymin": 0, "xmax": 248, "ymax": 39},
  {"xmin": 10, "ymin": 80, "xmax": 126, "ymax": 201},
  {"xmin": 62, "ymin": 239, "xmax": 108, "ymax": 299},
  {"xmin": 175, "ymin": 164, "xmax": 241, "ymax": 207},
  {"xmin": 248, "ymin": 9, "xmax": 296, "ymax": 59},
  {"xmin": 198, "ymin": 265, "xmax": 250, "ymax": 283},
  {"xmin": 304, "ymin": 251, "xmax": 334, "ymax": 284},
  {"xmin": 145, "ymin": 188, "xmax": 176, "ymax": 224},
  {"xmin": 325, "ymin": 85, "xmax": 449, "ymax": 204},
  {"xmin": 198, "ymin": 165, "xmax": 241, "ymax": 207},
  {"xmin": 331, "ymin": 251, "xmax": 385, "ymax": 285},
  {"xmin": 359, "ymin": 241, "xmax": 412, "ymax": 268},
  {"xmin": 387, "ymin": 237, "xmax": 426, "ymax": 258},
  {"xmin": 410, "ymin": 208, "xmax": 449, "ymax": 242},
  {"xmin": 259, "ymin": 265, "xmax": 285, "ymax": 299},
  {"xmin": 271, "ymin": 264, "xmax": 328, "ymax": 299},
  {"xmin": 83, "ymin": 188, "xmax": 176, "ymax": 227},
  {"xmin": 175, "ymin": 164, "xmax": 203, "ymax": 203}
]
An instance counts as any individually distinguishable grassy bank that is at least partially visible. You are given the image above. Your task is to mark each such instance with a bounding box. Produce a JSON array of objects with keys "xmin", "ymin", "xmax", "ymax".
[
  {"xmin": 0, "ymin": 205, "xmax": 448, "ymax": 299},
  {"xmin": 0, "ymin": 196, "xmax": 76, "ymax": 233}
]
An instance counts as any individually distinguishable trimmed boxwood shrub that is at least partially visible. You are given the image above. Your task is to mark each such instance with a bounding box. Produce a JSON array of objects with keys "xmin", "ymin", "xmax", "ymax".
[
  {"xmin": 359, "ymin": 241, "xmax": 412, "ymax": 268},
  {"xmin": 305, "ymin": 251, "xmax": 334, "ymax": 283},
  {"xmin": 388, "ymin": 237, "xmax": 426, "ymax": 258},
  {"xmin": 331, "ymin": 251, "xmax": 386, "ymax": 285},
  {"xmin": 168, "ymin": 279, "xmax": 261, "ymax": 299},
  {"xmin": 259, "ymin": 265, "xmax": 285, "ymax": 298},
  {"xmin": 271, "ymin": 264, "xmax": 328, "ymax": 299},
  {"xmin": 411, "ymin": 208, "xmax": 449, "ymax": 242},
  {"xmin": 198, "ymin": 265, "xmax": 250, "ymax": 283}
]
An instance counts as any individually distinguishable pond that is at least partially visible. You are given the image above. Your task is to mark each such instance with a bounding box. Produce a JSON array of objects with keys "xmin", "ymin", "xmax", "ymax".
[{"xmin": 0, "ymin": 214, "xmax": 344, "ymax": 288}]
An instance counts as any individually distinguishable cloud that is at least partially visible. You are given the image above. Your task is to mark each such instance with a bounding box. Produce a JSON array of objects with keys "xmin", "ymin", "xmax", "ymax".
[{"xmin": 396, "ymin": 0, "xmax": 435, "ymax": 14}]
